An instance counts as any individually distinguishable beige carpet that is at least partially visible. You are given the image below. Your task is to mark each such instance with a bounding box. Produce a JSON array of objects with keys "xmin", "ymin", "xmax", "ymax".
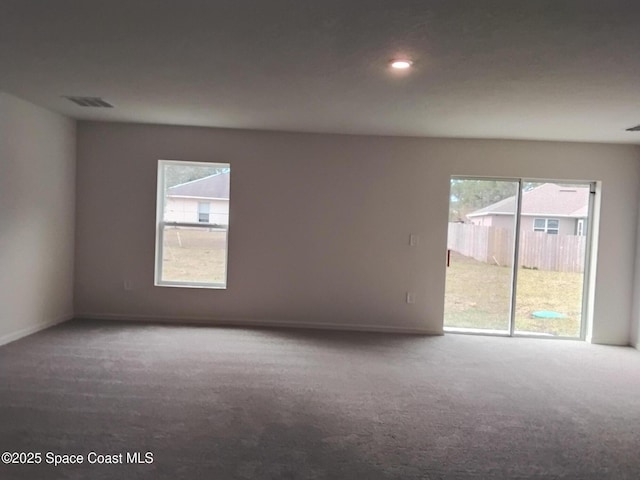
[{"xmin": 1, "ymin": 319, "xmax": 639, "ymax": 479}]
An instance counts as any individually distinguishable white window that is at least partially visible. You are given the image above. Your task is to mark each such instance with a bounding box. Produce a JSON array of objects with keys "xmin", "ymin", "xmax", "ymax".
[
  {"xmin": 533, "ymin": 218, "xmax": 559, "ymax": 235},
  {"xmin": 576, "ymin": 219, "xmax": 586, "ymax": 236},
  {"xmin": 155, "ymin": 160, "xmax": 230, "ymax": 288},
  {"xmin": 198, "ymin": 202, "xmax": 210, "ymax": 223}
]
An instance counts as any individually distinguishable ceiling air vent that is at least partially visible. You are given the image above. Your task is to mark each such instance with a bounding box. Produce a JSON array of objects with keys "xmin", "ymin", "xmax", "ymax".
[
  {"xmin": 626, "ymin": 124, "xmax": 640, "ymax": 132},
  {"xmin": 64, "ymin": 96, "xmax": 114, "ymax": 108}
]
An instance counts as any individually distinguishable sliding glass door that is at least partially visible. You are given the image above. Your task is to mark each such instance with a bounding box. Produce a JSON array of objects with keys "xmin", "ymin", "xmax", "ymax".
[
  {"xmin": 513, "ymin": 182, "xmax": 593, "ymax": 337},
  {"xmin": 444, "ymin": 178, "xmax": 519, "ymax": 334},
  {"xmin": 444, "ymin": 177, "xmax": 594, "ymax": 339}
]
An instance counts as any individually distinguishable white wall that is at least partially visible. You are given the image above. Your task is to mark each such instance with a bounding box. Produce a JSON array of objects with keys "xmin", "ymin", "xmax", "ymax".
[
  {"xmin": 471, "ymin": 215, "xmax": 578, "ymax": 235},
  {"xmin": 165, "ymin": 197, "xmax": 229, "ymax": 224},
  {"xmin": 632, "ymin": 205, "xmax": 640, "ymax": 349},
  {"xmin": 0, "ymin": 92, "xmax": 76, "ymax": 345},
  {"xmin": 75, "ymin": 122, "xmax": 640, "ymax": 344}
]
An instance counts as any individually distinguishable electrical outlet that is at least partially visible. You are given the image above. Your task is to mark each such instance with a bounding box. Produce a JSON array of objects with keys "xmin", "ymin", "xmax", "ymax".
[
  {"xmin": 124, "ymin": 279, "xmax": 133, "ymax": 291},
  {"xmin": 406, "ymin": 292, "xmax": 415, "ymax": 304},
  {"xmin": 410, "ymin": 234, "xmax": 419, "ymax": 246}
]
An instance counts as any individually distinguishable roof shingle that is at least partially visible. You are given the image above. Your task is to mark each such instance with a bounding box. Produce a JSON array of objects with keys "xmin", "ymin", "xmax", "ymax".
[
  {"xmin": 167, "ymin": 172, "xmax": 230, "ymax": 200},
  {"xmin": 467, "ymin": 183, "xmax": 589, "ymax": 218}
]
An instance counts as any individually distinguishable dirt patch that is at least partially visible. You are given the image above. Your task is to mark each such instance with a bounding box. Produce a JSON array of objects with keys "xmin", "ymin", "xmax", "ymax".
[{"xmin": 161, "ymin": 228, "xmax": 227, "ymax": 283}]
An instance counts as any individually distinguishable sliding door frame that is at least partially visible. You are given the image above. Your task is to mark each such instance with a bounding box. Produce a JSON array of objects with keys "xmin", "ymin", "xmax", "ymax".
[
  {"xmin": 447, "ymin": 176, "xmax": 596, "ymax": 341},
  {"xmin": 508, "ymin": 178, "xmax": 524, "ymax": 337}
]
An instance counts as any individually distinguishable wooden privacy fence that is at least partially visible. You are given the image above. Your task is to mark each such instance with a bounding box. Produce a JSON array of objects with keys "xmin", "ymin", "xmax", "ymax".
[{"xmin": 447, "ymin": 223, "xmax": 586, "ymax": 273}]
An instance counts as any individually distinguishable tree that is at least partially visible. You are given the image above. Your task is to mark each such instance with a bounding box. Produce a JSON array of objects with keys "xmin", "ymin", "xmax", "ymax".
[{"xmin": 164, "ymin": 165, "xmax": 229, "ymax": 189}]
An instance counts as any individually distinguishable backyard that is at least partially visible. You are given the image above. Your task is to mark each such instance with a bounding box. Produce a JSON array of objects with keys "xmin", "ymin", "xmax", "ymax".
[
  {"xmin": 161, "ymin": 228, "xmax": 228, "ymax": 284},
  {"xmin": 444, "ymin": 252, "xmax": 583, "ymax": 337},
  {"xmin": 162, "ymin": 229, "xmax": 583, "ymax": 336}
]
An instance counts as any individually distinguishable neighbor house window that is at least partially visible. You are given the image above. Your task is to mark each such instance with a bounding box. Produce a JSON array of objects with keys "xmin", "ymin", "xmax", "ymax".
[
  {"xmin": 533, "ymin": 218, "xmax": 559, "ymax": 235},
  {"xmin": 155, "ymin": 160, "xmax": 230, "ymax": 288},
  {"xmin": 198, "ymin": 202, "xmax": 210, "ymax": 223}
]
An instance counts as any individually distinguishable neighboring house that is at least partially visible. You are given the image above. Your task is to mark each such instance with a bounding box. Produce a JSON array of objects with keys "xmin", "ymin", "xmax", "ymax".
[
  {"xmin": 466, "ymin": 183, "xmax": 589, "ymax": 236},
  {"xmin": 165, "ymin": 171, "xmax": 230, "ymax": 225}
]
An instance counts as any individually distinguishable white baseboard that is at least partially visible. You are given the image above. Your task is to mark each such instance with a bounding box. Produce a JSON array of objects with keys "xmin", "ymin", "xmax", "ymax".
[
  {"xmin": 589, "ymin": 336, "xmax": 630, "ymax": 347},
  {"xmin": 0, "ymin": 314, "xmax": 73, "ymax": 347},
  {"xmin": 75, "ymin": 312, "xmax": 443, "ymax": 336}
]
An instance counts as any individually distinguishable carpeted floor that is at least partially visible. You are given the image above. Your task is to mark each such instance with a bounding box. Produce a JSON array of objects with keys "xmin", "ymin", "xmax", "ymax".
[{"xmin": 0, "ymin": 319, "xmax": 639, "ymax": 479}]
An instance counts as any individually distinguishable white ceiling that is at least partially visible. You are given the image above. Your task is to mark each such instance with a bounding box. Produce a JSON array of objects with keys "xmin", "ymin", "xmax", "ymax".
[{"xmin": 2, "ymin": 1, "xmax": 640, "ymax": 144}]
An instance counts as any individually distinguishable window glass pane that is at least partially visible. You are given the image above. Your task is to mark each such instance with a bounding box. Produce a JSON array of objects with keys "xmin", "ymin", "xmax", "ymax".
[
  {"xmin": 163, "ymin": 164, "xmax": 230, "ymax": 224},
  {"xmin": 534, "ymin": 218, "xmax": 545, "ymax": 230},
  {"xmin": 157, "ymin": 161, "xmax": 230, "ymax": 287},
  {"xmin": 444, "ymin": 178, "xmax": 519, "ymax": 333},
  {"xmin": 161, "ymin": 226, "xmax": 227, "ymax": 284},
  {"xmin": 515, "ymin": 182, "xmax": 592, "ymax": 338},
  {"xmin": 198, "ymin": 202, "xmax": 210, "ymax": 223}
]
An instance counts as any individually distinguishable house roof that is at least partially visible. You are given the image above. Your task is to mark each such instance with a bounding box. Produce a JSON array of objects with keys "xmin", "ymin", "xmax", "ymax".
[
  {"xmin": 167, "ymin": 172, "xmax": 230, "ymax": 200},
  {"xmin": 467, "ymin": 183, "xmax": 589, "ymax": 218}
]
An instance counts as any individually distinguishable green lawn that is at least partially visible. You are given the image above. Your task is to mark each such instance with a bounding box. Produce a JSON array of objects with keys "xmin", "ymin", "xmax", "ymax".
[{"xmin": 444, "ymin": 252, "xmax": 584, "ymax": 337}]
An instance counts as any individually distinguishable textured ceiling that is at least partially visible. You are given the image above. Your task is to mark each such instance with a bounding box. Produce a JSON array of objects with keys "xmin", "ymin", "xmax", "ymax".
[{"xmin": 2, "ymin": 0, "xmax": 640, "ymax": 143}]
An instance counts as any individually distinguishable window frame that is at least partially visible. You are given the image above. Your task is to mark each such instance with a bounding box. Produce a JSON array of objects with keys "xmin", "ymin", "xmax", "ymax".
[
  {"xmin": 197, "ymin": 201, "xmax": 210, "ymax": 223},
  {"xmin": 154, "ymin": 160, "xmax": 230, "ymax": 289},
  {"xmin": 533, "ymin": 218, "xmax": 546, "ymax": 232},
  {"xmin": 546, "ymin": 219, "xmax": 559, "ymax": 234},
  {"xmin": 533, "ymin": 217, "xmax": 559, "ymax": 235}
]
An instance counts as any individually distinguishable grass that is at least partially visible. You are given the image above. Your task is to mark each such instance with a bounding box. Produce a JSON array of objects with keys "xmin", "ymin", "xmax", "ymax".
[
  {"xmin": 162, "ymin": 228, "xmax": 227, "ymax": 283},
  {"xmin": 161, "ymin": 232, "xmax": 583, "ymax": 336},
  {"xmin": 444, "ymin": 252, "xmax": 584, "ymax": 337}
]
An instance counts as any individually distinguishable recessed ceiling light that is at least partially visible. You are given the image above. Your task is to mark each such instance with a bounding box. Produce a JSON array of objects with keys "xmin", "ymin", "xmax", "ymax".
[{"xmin": 390, "ymin": 59, "xmax": 413, "ymax": 70}]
